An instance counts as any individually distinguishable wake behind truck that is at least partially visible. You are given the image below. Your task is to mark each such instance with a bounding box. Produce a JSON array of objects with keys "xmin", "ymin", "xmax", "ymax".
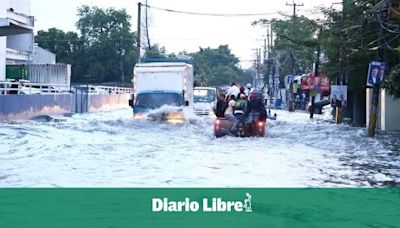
[{"xmin": 129, "ymin": 62, "xmax": 194, "ymax": 123}]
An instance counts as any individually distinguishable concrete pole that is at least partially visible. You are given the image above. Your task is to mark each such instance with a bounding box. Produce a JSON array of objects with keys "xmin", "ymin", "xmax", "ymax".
[
  {"xmin": 136, "ymin": 2, "xmax": 142, "ymax": 64},
  {"xmin": 368, "ymin": 0, "xmax": 388, "ymax": 137}
]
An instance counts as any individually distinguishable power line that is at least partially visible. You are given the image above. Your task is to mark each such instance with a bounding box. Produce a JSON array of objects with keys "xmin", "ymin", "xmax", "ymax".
[
  {"xmin": 286, "ymin": 1, "xmax": 304, "ymax": 18},
  {"xmin": 143, "ymin": 4, "xmax": 288, "ymax": 17}
]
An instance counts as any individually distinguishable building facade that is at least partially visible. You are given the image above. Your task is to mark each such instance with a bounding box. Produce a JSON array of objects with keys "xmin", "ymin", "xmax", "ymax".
[{"xmin": 0, "ymin": 0, "xmax": 34, "ymax": 81}]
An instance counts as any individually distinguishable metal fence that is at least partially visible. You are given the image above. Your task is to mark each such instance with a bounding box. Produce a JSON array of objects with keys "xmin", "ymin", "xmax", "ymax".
[
  {"xmin": 0, "ymin": 81, "xmax": 71, "ymax": 95},
  {"xmin": 0, "ymin": 82, "xmax": 133, "ymax": 95}
]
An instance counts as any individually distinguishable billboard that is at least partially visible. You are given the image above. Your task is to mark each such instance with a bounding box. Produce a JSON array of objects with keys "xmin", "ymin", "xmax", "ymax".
[
  {"xmin": 367, "ymin": 61, "xmax": 386, "ymax": 87},
  {"xmin": 331, "ymin": 85, "xmax": 348, "ymax": 107},
  {"xmin": 300, "ymin": 72, "xmax": 331, "ymax": 96}
]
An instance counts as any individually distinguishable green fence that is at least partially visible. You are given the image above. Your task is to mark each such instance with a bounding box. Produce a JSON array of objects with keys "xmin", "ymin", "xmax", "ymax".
[{"xmin": 6, "ymin": 65, "xmax": 29, "ymax": 80}]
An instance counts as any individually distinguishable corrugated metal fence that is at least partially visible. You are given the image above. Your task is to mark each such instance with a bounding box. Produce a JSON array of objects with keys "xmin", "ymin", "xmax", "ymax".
[{"xmin": 6, "ymin": 64, "xmax": 71, "ymax": 86}]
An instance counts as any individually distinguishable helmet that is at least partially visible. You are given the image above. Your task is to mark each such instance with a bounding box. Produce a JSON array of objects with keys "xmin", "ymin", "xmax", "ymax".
[{"xmin": 246, "ymin": 83, "xmax": 252, "ymax": 89}]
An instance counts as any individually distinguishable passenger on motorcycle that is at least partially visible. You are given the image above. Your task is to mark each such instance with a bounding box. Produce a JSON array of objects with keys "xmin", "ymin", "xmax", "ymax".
[
  {"xmin": 246, "ymin": 91, "xmax": 267, "ymax": 124},
  {"xmin": 231, "ymin": 94, "xmax": 248, "ymax": 132},
  {"xmin": 225, "ymin": 95, "xmax": 239, "ymax": 132},
  {"xmin": 215, "ymin": 93, "xmax": 228, "ymax": 118}
]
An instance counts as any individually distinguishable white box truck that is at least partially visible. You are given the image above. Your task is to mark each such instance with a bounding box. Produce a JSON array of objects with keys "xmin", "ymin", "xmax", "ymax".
[
  {"xmin": 193, "ymin": 87, "xmax": 217, "ymax": 116},
  {"xmin": 129, "ymin": 62, "xmax": 194, "ymax": 123}
]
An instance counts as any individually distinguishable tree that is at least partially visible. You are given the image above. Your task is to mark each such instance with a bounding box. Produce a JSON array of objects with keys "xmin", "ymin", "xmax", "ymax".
[
  {"xmin": 192, "ymin": 45, "xmax": 241, "ymax": 86},
  {"xmin": 320, "ymin": 0, "xmax": 400, "ymax": 95},
  {"xmin": 35, "ymin": 6, "xmax": 137, "ymax": 83},
  {"xmin": 35, "ymin": 28, "xmax": 85, "ymax": 82},
  {"xmin": 254, "ymin": 16, "xmax": 319, "ymax": 79},
  {"xmin": 143, "ymin": 44, "xmax": 167, "ymax": 59},
  {"xmin": 35, "ymin": 28, "xmax": 83, "ymax": 64},
  {"xmin": 76, "ymin": 5, "xmax": 137, "ymax": 83}
]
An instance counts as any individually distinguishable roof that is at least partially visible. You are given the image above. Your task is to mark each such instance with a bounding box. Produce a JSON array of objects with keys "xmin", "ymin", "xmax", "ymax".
[
  {"xmin": 136, "ymin": 90, "xmax": 183, "ymax": 94},
  {"xmin": 194, "ymin": 87, "xmax": 216, "ymax": 90},
  {"xmin": 135, "ymin": 62, "xmax": 192, "ymax": 68},
  {"xmin": 141, "ymin": 57, "xmax": 193, "ymax": 64}
]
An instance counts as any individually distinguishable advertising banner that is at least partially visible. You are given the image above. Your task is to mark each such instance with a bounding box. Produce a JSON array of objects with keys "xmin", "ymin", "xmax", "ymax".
[
  {"xmin": 331, "ymin": 85, "xmax": 348, "ymax": 107},
  {"xmin": 300, "ymin": 73, "xmax": 330, "ymax": 96},
  {"xmin": 367, "ymin": 61, "xmax": 386, "ymax": 87}
]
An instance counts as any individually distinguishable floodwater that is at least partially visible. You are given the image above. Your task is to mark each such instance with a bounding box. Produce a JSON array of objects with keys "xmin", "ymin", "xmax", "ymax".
[{"xmin": 0, "ymin": 108, "xmax": 399, "ymax": 187}]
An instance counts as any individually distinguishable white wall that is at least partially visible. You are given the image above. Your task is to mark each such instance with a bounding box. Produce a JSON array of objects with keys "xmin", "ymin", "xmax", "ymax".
[
  {"xmin": 33, "ymin": 45, "xmax": 56, "ymax": 64},
  {"xmin": 7, "ymin": 33, "xmax": 34, "ymax": 53},
  {"xmin": 381, "ymin": 89, "xmax": 400, "ymax": 131},
  {"xmin": 366, "ymin": 88, "xmax": 400, "ymax": 131},
  {"xmin": 0, "ymin": 37, "xmax": 6, "ymax": 81}
]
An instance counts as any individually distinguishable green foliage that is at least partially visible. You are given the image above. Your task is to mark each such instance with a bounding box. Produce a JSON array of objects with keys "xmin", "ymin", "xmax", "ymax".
[
  {"xmin": 261, "ymin": 16, "xmax": 319, "ymax": 77},
  {"xmin": 385, "ymin": 64, "xmax": 400, "ymax": 99},
  {"xmin": 143, "ymin": 44, "xmax": 167, "ymax": 59},
  {"xmin": 35, "ymin": 28, "xmax": 84, "ymax": 64},
  {"xmin": 35, "ymin": 5, "xmax": 137, "ymax": 83},
  {"xmin": 320, "ymin": 0, "xmax": 400, "ymax": 95},
  {"xmin": 192, "ymin": 45, "xmax": 242, "ymax": 86}
]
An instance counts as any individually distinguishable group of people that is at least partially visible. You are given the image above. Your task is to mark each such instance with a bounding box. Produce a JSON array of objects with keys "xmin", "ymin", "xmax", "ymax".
[{"xmin": 215, "ymin": 82, "xmax": 267, "ymax": 133}]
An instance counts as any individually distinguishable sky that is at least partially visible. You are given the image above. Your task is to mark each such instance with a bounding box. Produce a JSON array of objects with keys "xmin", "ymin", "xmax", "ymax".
[{"xmin": 31, "ymin": 0, "xmax": 338, "ymax": 68}]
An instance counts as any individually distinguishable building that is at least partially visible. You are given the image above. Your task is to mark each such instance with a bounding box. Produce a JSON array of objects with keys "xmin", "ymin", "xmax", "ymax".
[
  {"xmin": 33, "ymin": 43, "xmax": 56, "ymax": 64},
  {"xmin": 0, "ymin": 0, "xmax": 34, "ymax": 81}
]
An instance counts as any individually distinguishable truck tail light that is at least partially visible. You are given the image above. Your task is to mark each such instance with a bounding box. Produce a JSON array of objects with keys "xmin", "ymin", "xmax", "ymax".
[{"xmin": 215, "ymin": 119, "xmax": 221, "ymax": 132}]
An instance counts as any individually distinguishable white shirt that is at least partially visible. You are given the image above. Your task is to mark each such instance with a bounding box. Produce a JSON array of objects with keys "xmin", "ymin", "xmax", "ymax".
[
  {"xmin": 244, "ymin": 88, "xmax": 250, "ymax": 96},
  {"xmin": 226, "ymin": 85, "xmax": 240, "ymax": 99},
  {"xmin": 224, "ymin": 100, "xmax": 236, "ymax": 115}
]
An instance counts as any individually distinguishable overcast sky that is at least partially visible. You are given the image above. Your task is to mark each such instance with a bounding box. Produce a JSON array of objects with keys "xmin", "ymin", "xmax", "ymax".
[{"xmin": 31, "ymin": 0, "xmax": 338, "ymax": 67}]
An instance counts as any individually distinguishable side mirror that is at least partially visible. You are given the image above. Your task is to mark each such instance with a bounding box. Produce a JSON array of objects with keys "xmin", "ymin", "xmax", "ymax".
[
  {"xmin": 129, "ymin": 99, "xmax": 133, "ymax": 107},
  {"xmin": 185, "ymin": 101, "xmax": 189, "ymax": 107}
]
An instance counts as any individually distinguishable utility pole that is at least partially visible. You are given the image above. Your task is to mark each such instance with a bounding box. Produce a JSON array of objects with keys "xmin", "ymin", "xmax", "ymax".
[
  {"xmin": 271, "ymin": 24, "xmax": 276, "ymax": 107},
  {"xmin": 368, "ymin": 0, "xmax": 388, "ymax": 137},
  {"xmin": 119, "ymin": 36, "xmax": 125, "ymax": 83},
  {"xmin": 136, "ymin": 2, "xmax": 142, "ymax": 64},
  {"xmin": 263, "ymin": 39, "xmax": 267, "ymax": 65},
  {"xmin": 266, "ymin": 29, "xmax": 271, "ymax": 53},
  {"xmin": 286, "ymin": 1, "xmax": 304, "ymax": 18},
  {"xmin": 270, "ymin": 23, "xmax": 273, "ymax": 50},
  {"xmin": 286, "ymin": 1, "xmax": 303, "ymax": 111},
  {"xmin": 145, "ymin": 0, "xmax": 151, "ymax": 50}
]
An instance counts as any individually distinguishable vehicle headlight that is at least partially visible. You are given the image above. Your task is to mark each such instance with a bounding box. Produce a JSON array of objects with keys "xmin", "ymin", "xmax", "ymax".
[
  {"xmin": 166, "ymin": 112, "xmax": 185, "ymax": 124},
  {"xmin": 133, "ymin": 113, "xmax": 145, "ymax": 119}
]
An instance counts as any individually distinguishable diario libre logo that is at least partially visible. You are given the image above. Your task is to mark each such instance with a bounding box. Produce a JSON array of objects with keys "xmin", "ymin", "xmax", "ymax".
[{"xmin": 152, "ymin": 193, "xmax": 252, "ymax": 213}]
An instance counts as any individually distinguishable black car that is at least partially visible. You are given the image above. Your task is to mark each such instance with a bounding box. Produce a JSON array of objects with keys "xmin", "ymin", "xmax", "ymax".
[{"xmin": 307, "ymin": 99, "xmax": 330, "ymax": 114}]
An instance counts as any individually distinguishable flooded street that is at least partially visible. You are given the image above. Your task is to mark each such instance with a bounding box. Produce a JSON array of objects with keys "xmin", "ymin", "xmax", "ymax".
[{"xmin": 0, "ymin": 108, "xmax": 399, "ymax": 187}]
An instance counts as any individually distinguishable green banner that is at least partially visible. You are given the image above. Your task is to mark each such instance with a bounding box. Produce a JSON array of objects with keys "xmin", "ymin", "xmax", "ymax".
[{"xmin": 0, "ymin": 188, "xmax": 399, "ymax": 228}]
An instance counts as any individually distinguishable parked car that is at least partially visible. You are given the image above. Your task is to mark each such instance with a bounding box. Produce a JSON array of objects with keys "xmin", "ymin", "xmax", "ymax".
[{"xmin": 307, "ymin": 99, "xmax": 330, "ymax": 114}]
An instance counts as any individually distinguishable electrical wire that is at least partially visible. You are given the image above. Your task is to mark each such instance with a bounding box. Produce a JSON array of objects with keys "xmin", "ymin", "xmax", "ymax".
[{"xmin": 143, "ymin": 4, "xmax": 289, "ymax": 17}]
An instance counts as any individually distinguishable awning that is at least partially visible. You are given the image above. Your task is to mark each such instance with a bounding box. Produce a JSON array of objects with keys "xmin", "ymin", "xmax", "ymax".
[{"xmin": 0, "ymin": 18, "xmax": 33, "ymax": 36}]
